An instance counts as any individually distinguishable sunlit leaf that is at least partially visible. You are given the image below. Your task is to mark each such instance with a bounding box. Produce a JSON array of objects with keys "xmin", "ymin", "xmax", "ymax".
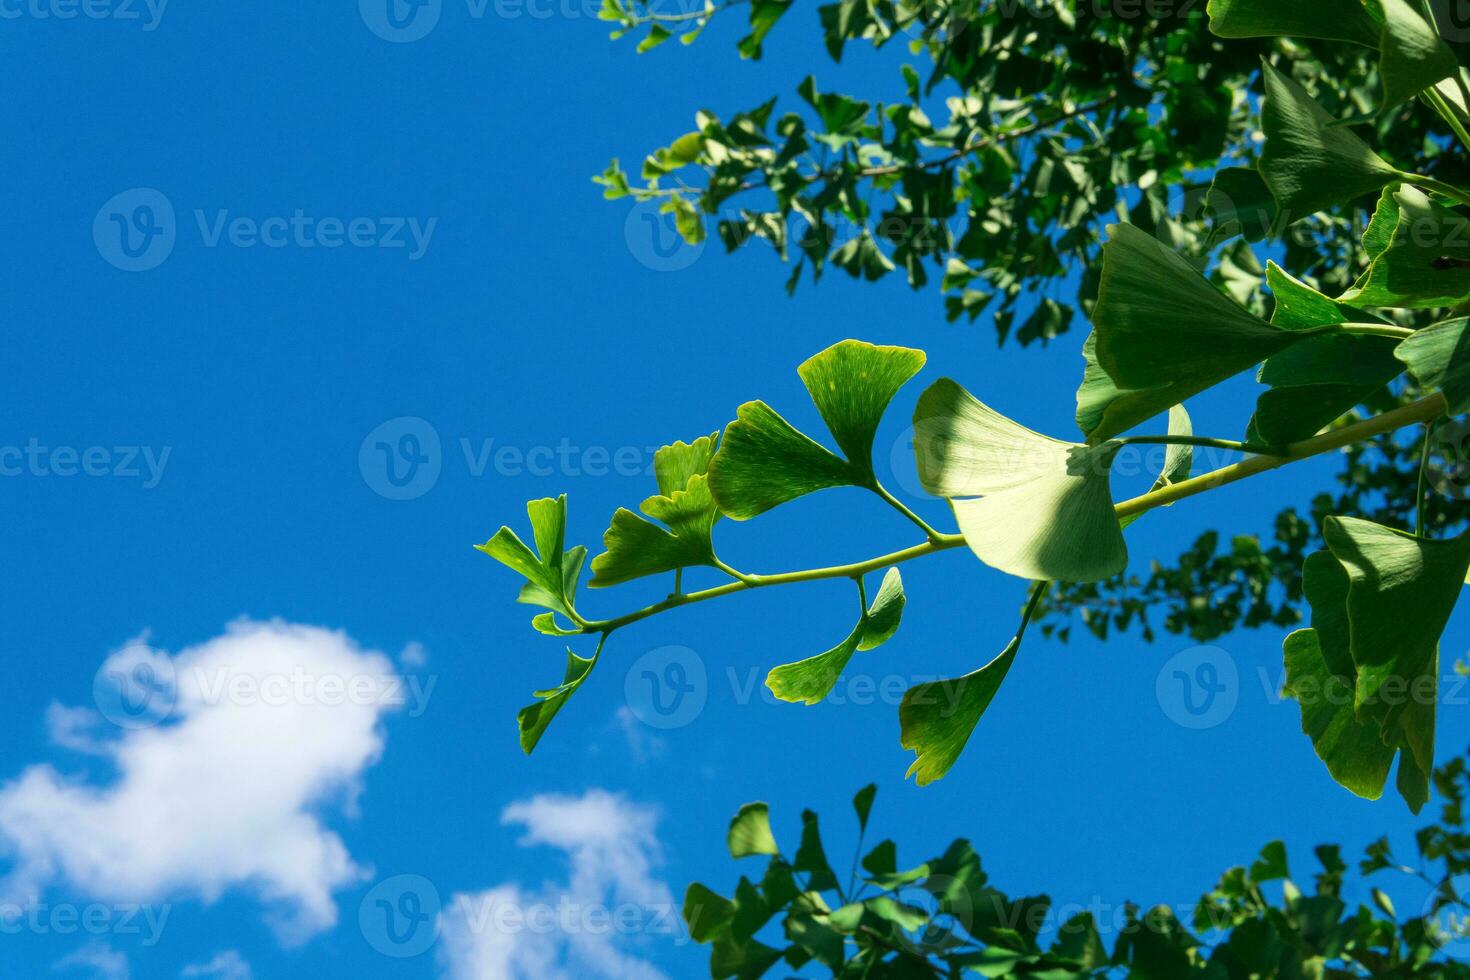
[
  {"xmin": 1248, "ymin": 264, "xmax": 1403, "ymax": 445},
  {"xmin": 915, "ymin": 379, "xmax": 1125, "ymax": 582},
  {"xmin": 766, "ymin": 569, "xmax": 905, "ymax": 705},
  {"xmin": 478, "ymin": 495, "xmax": 586, "ymax": 631},
  {"xmin": 1377, "ymin": 0, "xmax": 1458, "ymax": 108},
  {"xmin": 709, "ymin": 340, "xmax": 925, "ymax": 519},
  {"xmin": 1259, "ymin": 60, "xmax": 1402, "ymax": 218},
  {"xmin": 1340, "ymin": 186, "xmax": 1470, "ymax": 309},
  {"xmin": 590, "ymin": 433, "xmax": 724, "ymax": 587},
  {"xmin": 1396, "ymin": 316, "xmax": 1470, "ymax": 412},
  {"xmin": 517, "ymin": 646, "xmax": 599, "ymax": 754},
  {"xmin": 729, "ymin": 802, "xmax": 781, "ymax": 858}
]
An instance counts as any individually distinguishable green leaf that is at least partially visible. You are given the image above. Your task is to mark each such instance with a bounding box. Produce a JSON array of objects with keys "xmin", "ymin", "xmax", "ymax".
[
  {"xmin": 1340, "ymin": 186, "xmax": 1470, "ymax": 309},
  {"xmin": 1206, "ymin": 0, "xmax": 1382, "ymax": 47},
  {"xmin": 899, "ymin": 588, "xmax": 1043, "ymax": 785},
  {"xmin": 737, "ymin": 0, "xmax": 792, "ymax": 59},
  {"xmin": 1205, "ymin": 167, "xmax": 1284, "ymax": 245},
  {"xmin": 636, "ymin": 22, "xmax": 672, "ymax": 53},
  {"xmin": 590, "ymin": 433, "xmax": 724, "ymax": 587},
  {"xmin": 1320, "ymin": 517, "xmax": 1470, "ymax": 810},
  {"xmin": 1250, "ymin": 841, "xmax": 1291, "ymax": 882},
  {"xmin": 685, "ymin": 882, "xmax": 736, "ymax": 943},
  {"xmin": 1080, "ymin": 224, "xmax": 1305, "ymax": 443},
  {"xmin": 1259, "ymin": 60, "xmax": 1402, "ymax": 218},
  {"xmin": 1377, "ymin": 0, "xmax": 1458, "ymax": 108},
  {"xmin": 708, "ymin": 340, "xmax": 925, "ymax": 519},
  {"xmin": 1248, "ymin": 264, "xmax": 1403, "ymax": 445},
  {"xmin": 860, "ymin": 840, "xmax": 896, "ymax": 876},
  {"xmin": 766, "ymin": 568, "xmax": 906, "ymax": 705},
  {"xmin": 729, "ymin": 802, "xmax": 781, "ymax": 858},
  {"xmin": 914, "ymin": 379, "xmax": 1126, "ymax": 583},
  {"xmin": 793, "ymin": 810, "xmax": 841, "ymax": 893},
  {"xmin": 1396, "ymin": 316, "xmax": 1470, "ymax": 412},
  {"xmin": 517, "ymin": 646, "xmax": 599, "ymax": 754},
  {"xmin": 478, "ymin": 495, "xmax": 586, "ymax": 631},
  {"xmin": 852, "ymin": 784, "xmax": 876, "ymax": 833},
  {"xmin": 709, "ymin": 933, "xmax": 785, "ymax": 979}
]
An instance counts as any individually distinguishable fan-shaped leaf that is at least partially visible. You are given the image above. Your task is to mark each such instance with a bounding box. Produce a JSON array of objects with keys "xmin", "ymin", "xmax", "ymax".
[
  {"xmin": 1079, "ymin": 224, "xmax": 1307, "ymax": 442},
  {"xmin": 766, "ymin": 568, "xmax": 905, "ymax": 705},
  {"xmin": 1206, "ymin": 0, "xmax": 1381, "ymax": 47},
  {"xmin": 916, "ymin": 379, "xmax": 1125, "ymax": 582},
  {"xmin": 1259, "ymin": 60, "xmax": 1402, "ymax": 218},
  {"xmin": 728, "ymin": 802, "xmax": 780, "ymax": 858},
  {"xmin": 1396, "ymin": 316, "xmax": 1470, "ymax": 412},
  {"xmin": 1248, "ymin": 264, "xmax": 1403, "ymax": 445},
  {"xmin": 708, "ymin": 341, "xmax": 926, "ymax": 519},
  {"xmin": 1340, "ymin": 186, "xmax": 1470, "ymax": 309},
  {"xmin": 1377, "ymin": 0, "xmax": 1458, "ymax": 108},
  {"xmin": 517, "ymin": 646, "xmax": 599, "ymax": 754},
  {"xmin": 591, "ymin": 433, "xmax": 724, "ymax": 587},
  {"xmin": 478, "ymin": 495, "xmax": 587, "ymax": 630}
]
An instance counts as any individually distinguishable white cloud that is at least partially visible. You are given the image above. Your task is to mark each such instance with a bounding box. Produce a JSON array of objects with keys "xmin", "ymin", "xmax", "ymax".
[
  {"xmin": 438, "ymin": 791, "xmax": 674, "ymax": 980},
  {"xmin": 0, "ymin": 620, "xmax": 406, "ymax": 943},
  {"xmin": 181, "ymin": 949, "xmax": 252, "ymax": 979},
  {"xmin": 54, "ymin": 941, "xmax": 129, "ymax": 980}
]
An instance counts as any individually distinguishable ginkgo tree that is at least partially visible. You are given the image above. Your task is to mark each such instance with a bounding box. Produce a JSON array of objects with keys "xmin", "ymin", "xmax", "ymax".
[{"xmin": 486, "ymin": 1, "xmax": 1470, "ymax": 812}]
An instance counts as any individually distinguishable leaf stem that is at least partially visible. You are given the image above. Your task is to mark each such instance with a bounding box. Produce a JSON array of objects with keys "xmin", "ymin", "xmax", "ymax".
[
  {"xmin": 575, "ymin": 393, "xmax": 1450, "ymax": 635},
  {"xmin": 1423, "ymin": 86, "xmax": 1470, "ymax": 156},
  {"xmin": 1323, "ymin": 322, "xmax": 1416, "ymax": 341},
  {"xmin": 871, "ymin": 480, "xmax": 945, "ymax": 542},
  {"xmin": 1402, "ymin": 172, "xmax": 1470, "ymax": 210},
  {"xmin": 1116, "ymin": 434, "xmax": 1287, "ymax": 456}
]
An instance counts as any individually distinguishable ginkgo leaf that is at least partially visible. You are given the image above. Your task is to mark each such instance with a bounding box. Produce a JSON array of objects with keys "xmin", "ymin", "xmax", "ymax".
[
  {"xmin": 1258, "ymin": 60, "xmax": 1403, "ymax": 218},
  {"xmin": 1248, "ymin": 264, "xmax": 1403, "ymax": 445},
  {"xmin": 708, "ymin": 340, "xmax": 925, "ymax": 519},
  {"xmin": 1121, "ymin": 406, "xmax": 1193, "ymax": 531},
  {"xmin": 518, "ymin": 646, "xmax": 599, "ymax": 754},
  {"xmin": 1318, "ymin": 517, "xmax": 1470, "ymax": 810},
  {"xmin": 1205, "ymin": 166, "xmax": 1284, "ymax": 245},
  {"xmin": 916, "ymin": 378, "xmax": 1126, "ymax": 582},
  {"xmin": 899, "ymin": 587, "xmax": 1044, "ymax": 786},
  {"xmin": 477, "ymin": 495, "xmax": 586, "ymax": 630},
  {"xmin": 728, "ymin": 802, "xmax": 780, "ymax": 858},
  {"xmin": 1396, "ymin": 316, "xmax": 1470, "ymax": 413},
  {"xmin": 1339, "ymin": 186, "xmax": 1470, "ymax": 309},
  {"xmin": 1079, "ymin": 224, "xmax": 1306, "ymax": 443},
  {"xmin": 766, "ymin": 568, "xmax": 906, "ymax": 705},
  {"xmin": 1283, "ymin": 552, "xmax": 1397, "ymax": 801},
  {"xmin": 1377, "ymin": 0, "xmax": 1458, "ymax": 109},
  {"xmin": 591, "ymin": 433, "xmax": 724, "ymax": 588},
  {"xmin": 1206, "ymin": 0, "xmax": 1381, "ymax": 47}
]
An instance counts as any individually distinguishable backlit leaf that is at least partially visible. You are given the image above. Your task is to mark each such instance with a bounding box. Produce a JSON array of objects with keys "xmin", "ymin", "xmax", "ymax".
[
  {"xmin": 766, "ymin": 569, "xmax": 905, "ymax": 705},
  {"xmin": 590, "ymin": 433, "xmax": 724, "ymax": 587},
  {"xmin": 478, "ymin": 495, "xmax": 586, "ymax": 631},
  {"xmin": 1339, "ymin": 186, "xmax": 1470, "ymax": 309},
  {"xmin": 517, "ymin": 646, "xmax": 599, "ymax": 754},
  {"xmin": 729, "ymin": 802, "xmax": 781, "ymax": 858},
  {"xmin": 916, "ymin": 379, "xmax": 1126, "ymax": 582},
  {"xmin": 1396, "ymin": 316, "xmax": 1470, "ymax": 412},
  {"xmin": 708, "ymin": 341, "xmax": 925, "ymax": 519},
  {"xmin": 1377, "ymin": 0, "xmax": 1458, "ymax": 108}
]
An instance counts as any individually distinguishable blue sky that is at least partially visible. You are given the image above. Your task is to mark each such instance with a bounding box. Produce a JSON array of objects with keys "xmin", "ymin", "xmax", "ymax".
[{"xmin": 3, "ymin": 3, "xmax": 1468, "ymax": 977}]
